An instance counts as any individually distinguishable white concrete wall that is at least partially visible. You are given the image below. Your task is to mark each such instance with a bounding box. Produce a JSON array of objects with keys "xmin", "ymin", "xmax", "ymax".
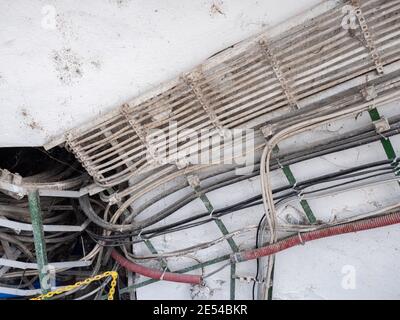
[
  {"xmin": 134, "ymin": 102, "xmax": 400, "ymax": 300},
  {"xmin": 0, "ymin": 0, "xmax": 320, "ymax": 147}
]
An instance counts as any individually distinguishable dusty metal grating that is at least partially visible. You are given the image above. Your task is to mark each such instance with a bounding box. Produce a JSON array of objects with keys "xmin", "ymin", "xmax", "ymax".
[{"xmin": 64, "ymin": 0, "xmax": 400, "ymax": 187}]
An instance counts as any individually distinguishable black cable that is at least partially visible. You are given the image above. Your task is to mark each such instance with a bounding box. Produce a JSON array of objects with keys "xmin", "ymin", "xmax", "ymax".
[{"xmin": 86, "ymin": 159, "xmax": 398, "ymax": 244}]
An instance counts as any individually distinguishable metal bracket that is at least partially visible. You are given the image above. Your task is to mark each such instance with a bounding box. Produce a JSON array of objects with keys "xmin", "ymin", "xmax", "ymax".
[
  {"xmin": 259, "ymin": 38, "xmax": 299, "ymax": 109},
  {"xmin": 0, "ymin": 169, "xmax": 23, "ymax": 199},
  {"xmin": 187, "ymin": 174, "xmax": 201, "ymax": 190},
  {"xmin": 351, "ymin": 1, "xmax": 384, "ymax": 75},
  {"xmin": 373, "ymin": 117, "xmax": 391, "ymax": 134},
  {"xmin": 183, "ymin": 72, "xmax": 226, "ymax": 137},
  {"xmin": 261, "ymin": 124, "xmax": 274, "ymax": 139},
  {"xmin": 361, "ymin": 85, "xmax": 378, "ymax": 102},
  {"xmin": 66, "ymin": 133, "xmax": 100, "ymax": 180},
  {"xmin": 121, "ymin": 104, "xmax": 164, "ymax": 165}
]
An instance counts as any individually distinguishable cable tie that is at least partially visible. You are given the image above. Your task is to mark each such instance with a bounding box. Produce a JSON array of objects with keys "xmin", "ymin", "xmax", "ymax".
[
  {"xmin": 160, "ymin": 267, "xmax": 167, "ymax": 281},
  {"xmin": 209, "ymin": 208, "xmax": 219, "ymax": 220},
  {"xmin": 277, "ymin": 158, "xmax": 284, "ymax": 169},
  {"xmin": 298, "ymin": 232, "xmax": 305, "ymax": 245},
  {"xmin": 293, "ymin": 186, "xmax": 301, "ymax": 194},
  {"xmin": 298, "ymin": 190, "xmax": 305, "ymax": 202},
  {"xmin": 292, "ymin": 183, "xmax": 303, "ymax": 199},
  {"xmin": 377, "ymin": 131, "xmax": 389, "ymax": 141}
]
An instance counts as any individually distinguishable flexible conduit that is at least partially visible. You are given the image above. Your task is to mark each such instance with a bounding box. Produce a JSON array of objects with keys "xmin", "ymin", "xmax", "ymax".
[
  {"xmin": 111, "ymin": 250, "xmax": 202, "ymax": 285},
  {"xmin": 233, "ymin": 212, "xmax": 400, "ymax": 262}
]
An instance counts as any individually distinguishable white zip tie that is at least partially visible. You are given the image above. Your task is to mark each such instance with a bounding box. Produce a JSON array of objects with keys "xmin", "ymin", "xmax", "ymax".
[
  {"xmin": 277, "ymin": 158, "xmax": 284, "ymax": 170},
  {"xmin": 137, "ymin": 229, "xmax": 144, "ymax": 241},
  {"xmin": 209, "ymin": 207, "xmax": 219, "ymax": 220},
  {"xmin": 258, "ymin": 38, "xmax": 299, "ymax": 109},
  {"xmin": 378, "ymin": 131, "xmax": 389, "ymax": 141},
  {"xmin": 297, "ymin": 232, "xmax": 305, "ymax": 245},
  {"xmin": 160, "ymin": 266, "xmax": 168, "ymax": 281},
  {"xmin": 0, "ymin": 258, "xmax": 92, "ymax": 270},
  {"xmin": 298, "ymin": 190, "xmax": 305, "ymax": 202},
  {"xmin": 391, "ymin": 157, "xmax": 400, "ymax": 166}
]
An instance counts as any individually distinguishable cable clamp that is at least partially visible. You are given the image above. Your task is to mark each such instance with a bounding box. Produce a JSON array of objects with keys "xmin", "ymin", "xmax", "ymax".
[
  {"xmin": 187, "ymin": 174, "xmax": 201, "ymax": 189},
  {"xmin": 187, "ymin": 174, "xmax": 203, "ymax": 199},
  {"xmin": 373, "ymin": 117, "xmax": 391, "ymax": 135},
  {"xmin": 261, "ymin": 124, "xmax": 274, "ymax": 139},
  {"xmin": 108, "ymin": 193, "xmax": 120, "ymax": 205}
]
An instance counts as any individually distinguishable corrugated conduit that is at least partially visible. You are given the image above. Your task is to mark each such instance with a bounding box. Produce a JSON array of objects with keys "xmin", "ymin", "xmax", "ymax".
[
  {"xmin": 234, "ymin": 212, "xmax": 400, "ymax": 262},
  {"xmin": 111, "ymin": 212, "xmax": 400, "ymax": 284}
]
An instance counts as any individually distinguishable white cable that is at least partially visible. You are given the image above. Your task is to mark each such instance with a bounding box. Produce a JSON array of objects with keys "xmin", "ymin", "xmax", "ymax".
[
  {"xmin": 0, "ymin": 217, "xmax": 90, "ymax": 233},
  {"xmin": 259, "ymin": 91, "xmax": 400, "ymax": 298},
  {"xmin": 0, "ymin": 258, "xmax": 92, "ymax": 270}
]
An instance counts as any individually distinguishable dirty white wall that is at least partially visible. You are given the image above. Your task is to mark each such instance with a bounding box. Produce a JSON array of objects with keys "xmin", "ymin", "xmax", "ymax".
[{"xmin": 0, "ymin": 0, "xmax": 320, "ymax": 147}]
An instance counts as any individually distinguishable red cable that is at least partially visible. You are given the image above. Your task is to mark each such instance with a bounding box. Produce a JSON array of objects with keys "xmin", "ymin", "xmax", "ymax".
[
  {"xmin": 234, "ymin": 212, "xmax": 400, "ymax": 262},
  {"xmin": 111, "ymin": 250, "xmax": 202, "ymax": 285}
]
